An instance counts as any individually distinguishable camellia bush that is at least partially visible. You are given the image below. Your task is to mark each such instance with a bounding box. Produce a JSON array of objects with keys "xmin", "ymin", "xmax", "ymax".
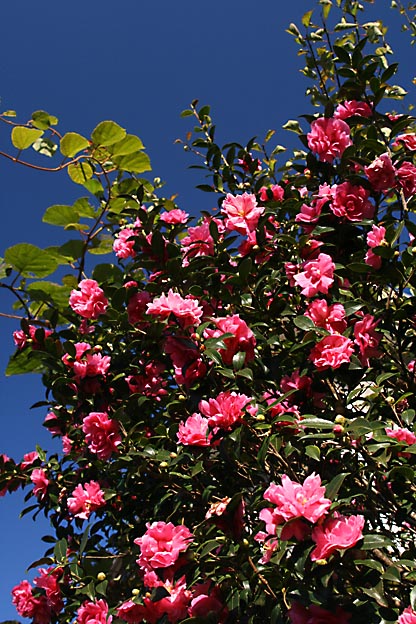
[{"xmin": 2, "ymin": 0, "xmax": 416, "ymax": 622}]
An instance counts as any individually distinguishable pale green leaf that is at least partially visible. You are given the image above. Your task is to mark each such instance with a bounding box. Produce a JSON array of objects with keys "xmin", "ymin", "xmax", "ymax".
[
  {"xmin": 68, "ymin": 161, "xmax": 94, "ymax": 184},
  {"xmin": 91, "ymin": 120, "xmax": 126, "ymax": 146},
  {"xmin": 112, "ymin": 151, "xmax": 151, "ymax": 173},
  {"xmin": 110, "ymin": 134, "xmax": 144, "ymax": 156},
  {"xmin": 5, "ymin": 243, "xmax": 58, "ymax": 277},
  {"xmin": 60, "ymin": 132, "xmax": 90, "ymax": 157},
  {"xmin": 43, "ymin": 205, "xmax": 79, "ymax": 227},
  {"xmin": 11, "ymin": 127, "xmax": 44, "ymax": 150}
]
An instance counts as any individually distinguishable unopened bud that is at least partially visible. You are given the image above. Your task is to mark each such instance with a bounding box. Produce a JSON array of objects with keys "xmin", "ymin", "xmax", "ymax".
[
  {"xmin": 334, "ymin": 415, "xmax": 346, "ymax": 425},
  {"xmin": 160, "ymin": 461, "xmax": 168, "ymax": 468},
  {"xmin": 97, "ymin": 572, "xmax": 106, "ymax": 581}
]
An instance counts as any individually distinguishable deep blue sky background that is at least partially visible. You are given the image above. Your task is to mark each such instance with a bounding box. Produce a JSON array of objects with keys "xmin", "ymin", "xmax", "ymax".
[{"xmin": 0, "ymin": 1, "xmax": 414, "ymax": 619}]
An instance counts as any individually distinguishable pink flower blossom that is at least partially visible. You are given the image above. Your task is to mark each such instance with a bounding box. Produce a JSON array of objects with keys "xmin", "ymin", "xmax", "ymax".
[
  {"xmin": 221, "ymin": 192, "xmax": 264, "ymax": 235},
  {"xmin": 365, "ymin": 224, "xmax": 387, "ymax": 269},
  {"xmin": 33, "ymin": 567, "xmax": 63, "ymax": 614},
  {"xmin": 146, "ymin": 289, "xmax": 203, "ymax": 328},
  {"xmin": 31, "ymin": 468, "xmax": 49, "ymax": 499},
  {"xmin": 77, "ymin": 599, "xmax": 112, "ymax": 624},
  {"xmin": 397, "ymin": 161, "xmax": 416, "ymax": 198},
  {"xmin": 310, "ymin": 512, "xmax": 365, "ymax": 561},
  {"xmin": 127, "ymin": 291, "xmax": 152, "ymax": 325},
  {"xmin": 164, "ymin": 335, "xmax": 207, "ymax": 386},
  {"xmin": 334, "ymin": 100, "xmax": 372, "ymax": 120},
  {"xmin": 399, "ymin": 607, "xmax": 416, "ymax": 624},
  {"xmin": 305, "ymin": 299, "xmax": 347, "ymax": 334},
  {"xmin": 113, "ymin": 226, "xmax": 139, "ymax": 259},
  {"xmin": 181, "ymin": 218, "xmax": 215, "ymax": 265},
  {"xmin": 364, "ymin": 153, "xmax": 396, "ymax": 192},
  {"xmin": 264, "ymin": 473, "xmax": 331, "ymax": 523},
  {"xmin": 69, "ymin": 279, "xmax": 108, "ymax": 319},
  {"xmin": 11, "ymin": 580, "xmax": 51, "ymax": 624},
  {"xmin": 330, "ymin": 181, "xmax": 374, "ymax": 221},
  {"xmin": 309, "ymin": 334, "xmax": 354, "ymax": 370},
  {"xmin": 393, "ymin": 133, "xmax": 416, "ymax": 151},
  {"xmin": 189, "ymin": 582, "xmax": 228, "ymax": 623},
  {"xmin": 82, "ymin": 412, "xmax": 121, "ymax": 460},
  {"xmin": 177, "ymin": 414, "xmax": 212, "ymax": 446},
  {"xmin": 353, "ymin": 313, "xmax": 381, "ymax": 366},
  {"xmin": 62, "ymin": 342, "xmax": 111, "ymax": 379},
  {"xmin": 288, "ymin": 602, "xmax": 351, "ymax": 624},
  {"xmin": 199, "ymin": 391, "xmax": 252, "ymax": 430},
  {"xmin": 203, "ymin": 314, "xmax": 256, "ymax": 365},
  {"xmin": 293, "ymin": 253, "xmax": 335, "ymax": 297},
  {"xmin": 386, "ymin": 426, "xmax": 416, "ymax": 445},
  {"xmin": 135, "ymin": 521, "xmax": 193, "ymax": 571},
  {"xmin": 259, "ymin": 184, "xmax": 285, "ymax": 202},
  {"xmin": 13, "ymin": 325, "xmax": 53, "ymax": 350},
  {"xmin": 67, "ymin": 480, "xmax": 106, "ymax": 519},
  {"xmin": 160, "ymin": 208, "xmax": 189, "ymax": 224},
  {"xmin": 307, "ymin": 117, "xmax": 352, "ymax": 163},
  {"xmin": 280, "ymin": 370, "xmax": 312, "ymax": 401},
  {"xmin": 20, "ymin": 451, "xmax": 39, "ymax": 469},
  {"xmin": 126, "ymin": 360, "xmax": 167, "ymax": 400}
]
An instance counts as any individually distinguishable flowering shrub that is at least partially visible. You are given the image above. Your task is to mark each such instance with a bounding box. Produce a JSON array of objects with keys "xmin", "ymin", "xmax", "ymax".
[{"xmin": 1, "ymin": 1, "xmax": 416, "ymax": 623}]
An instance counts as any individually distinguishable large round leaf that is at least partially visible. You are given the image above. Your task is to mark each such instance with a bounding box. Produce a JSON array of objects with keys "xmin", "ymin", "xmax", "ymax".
[{"xmin": 5, "ymin": 243, "xmax": 58, "ymax": 277}]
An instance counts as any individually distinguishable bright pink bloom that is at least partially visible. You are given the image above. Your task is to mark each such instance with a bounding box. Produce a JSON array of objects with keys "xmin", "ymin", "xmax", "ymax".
[
  {"xmin": 67, "ymin": 480, "xmax": 106, "ymax": 519},
  {"xmin": 310, "ymin": 512, "xmax": 365, "ymax": 561},
  {"xmin": 280, "ymin": 370, "xmax": 312, "ymax": 401},
  {"xmin": 127, "ymin": 291, "xmax": 152, "ymax": 325},
  {"xmin": 295, "ymin": 202, "xmax": 322, "ymax": 224},
  {"xmin": 77, "ymin": 599, "xmax": 112, "ymax": 624},
  {"xmin": 294, "ymin": 253, "xmax": 335, "ymax": 297},
  {"xmin": 113, "ymin": 226, "xmax": 138, "ymax": 259},
  {"xmin": 330, "ymin": 181, "xmax": 374, "ymax": 221},
  {"xmin": 221, "ymin": 192, "xmax": 264, "ymax": 235},
  {"xmin": 181, "ymin": 218, "xmax": 215, "ymax": 265},
  {"xmin": 264, "ymin": 473, "xmax": 331, "ymax": 523},
  {"xmin": 82, "ymin": 412, "xmax": 121, "ymax": 460},
  {"xmin": 177, "ymin": 414, "xmax": 212, "ymax": 446},
  {"xmin": 20, "ymin": 451, "xmax": 39, "ymax": 469},
  {"xmin": 397, "ymin": 161, "xmax": 416, "ymax": 198},
  {"xmin": 288, "ymin": 602, "xmax": 351, "ymax": 624},
  {"xmin": 309, "ymin": 334, "xmax": 354, "ymax": 369},
  {"xmin": 203, "ymin": 314, "xmax": 256, "ymax": 365},
  {"xmin": 334, "ymin": 100, "xmax": 372, "ymax": 120},
  {"xmin": 365, "ymin": 224, "xmax": 386, "ymax": 269},
  {"xmin": 189, "ymin": 582, "xmax": 228, "ymax": 623},
  {"xmin": 259, "ymin": 184, "xmax": 285, "ymax": 202},
  {"xmin": 116, "ymin": 599, "xmax": 159, "ymax": 624},
  {"xmin": 69, "ymin": 279, "xmax": 108, "ymax": 319},
  {"xmin": 13, "ymin": 325, "xmax": 52, "ymax": 350},
  {"xmin": 393, "ymin": 133, "xmax": 416, "ymax": 151},
  {"xmin": 305, "ymin": 299, "xmax": 347, "ymax": 334},
  {"xmin": 11, "ymin": 580, "xmax": 51, "ymax": 624},
  {"xmin": 135, "ymin": 521, "xmax": 193, "ymax": 571},
  {"xmin": 199, "ymin": 391, "xmax": 252, "ymax": 430},
  {"xmin": 307, "ymin": 117, "xmax": 352, "ymax": 163},
  {"xmin": 31, "ymin": 468, "xmax": 49, "ymax": 499},
  {"xmin": 160, "ymin": 208, "xmax": 189, "ymax": 224},
  {"xmin": 146, "ymin": 289, "xmax": 203, "ymax": 328},
  {"xmin": 62, "ymin": 342, "xmax": 111, "ymax": 379},
  {"xmin": 386, "ymin": 426, "xmax": 416, "ymax": 445},
  {"xmin": 353, "ymin": 313, "xmax": 381, "ymax": 366},
  {"xmin": 164, "ymin": 335, "xmax": 207, "ymax": 386},
  {"xmin": 126, "ymin": 360, "xmax": 167, "ymax": 400},
  {"xmin": 399, "ymin": 607, "xmax": 416, "ymax": 624},
  {"xmin": 364, "ymin": 153, "xmax": 396, "ymax": 192},
  {"xmin": 33, "ymin": 567, "xmax": 63, "ymax": 613}
]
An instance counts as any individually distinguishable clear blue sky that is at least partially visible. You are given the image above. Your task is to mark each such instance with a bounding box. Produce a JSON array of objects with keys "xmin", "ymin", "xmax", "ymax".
[{"xmin": 0, "ymin": 1, "xmax": 413, "ymax": 619}]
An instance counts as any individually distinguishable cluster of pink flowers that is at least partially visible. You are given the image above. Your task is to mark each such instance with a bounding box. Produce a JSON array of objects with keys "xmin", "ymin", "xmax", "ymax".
[
  {"xmin": 82, "ymin": 412, "xmax": 122, "ymax": 460},
  {"xmin": 203, "ymin": 313, "xmax": 256, "ymax": 364},
  {"xmin": 67, "ymin": 480, "xmax": 106, "ymax": 519},
  {"xmin": 13, "ymin": 324, "xmax": 53, "ymax": 350},
  {"xmin": 307, "ymin": 117, "xmax": 352, "ymax": 163},
  {"xmin": 62, "ymin": 342, "xmax": 111, "ymax": 379},
  {"xmin": 12, "ymin": 567, "xmax": 63, "ymax": 624},
  {"xmin": 69, "ymin": 279, "xmax": 109, "ymax": 319},
  {"xmin": 146, "ymin": 289, "xmax": 204, "ymax": 328},
  {"xmin": 221, "ymin": 192, "xmax": 264, "ymax": 235}
]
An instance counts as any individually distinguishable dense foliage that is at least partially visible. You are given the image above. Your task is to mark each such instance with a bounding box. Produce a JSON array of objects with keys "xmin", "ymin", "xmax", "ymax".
[{"xmin": 2, "ymin": 1, "xmax": 416, "ymax": 622}]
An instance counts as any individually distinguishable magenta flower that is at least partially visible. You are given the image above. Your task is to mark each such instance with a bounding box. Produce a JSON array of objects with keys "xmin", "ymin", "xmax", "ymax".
[
  {"xmin": 365, "ymin": 153, "xmax": 396, "ymax": 193},
  {"xmin": 288, "ymin": 602, "xmax": 351, "ymax": 624},
  {"xmin": 330, "ymin": 181, "xmax": 374, "ymax": 221},
  {"xmin": 11, "ymin": 580, "xmax": 51, "ymax": 624},
  {"xmin": 386, "ymin": 426, "xmax": 416, "ymax": 445},
  {"xmin": 399, "ymin": 607, "xmax": 416, "ymax": 624},
  {"xmin": 177, "ymin": 414, "xmax": 212, "ymax": 446},
  {"xmin": 135, "ymin": 521, "xmax": 193, "ymax": 571},
  {"xmin": 305, "ymin": 299, "xmax": 347, "ymax": 334},
  {"xmin": 127, "ymin": 291, "xmax": 152, "ymax": 325},
  {"xmin": 69, "ymin": 279, "xmax": 109, "ymax": 319},
  {"xmin": 293, "ymin": 253, "xmax": 335, "ymax": 297},
  {"xmin": 263, "ymin": 473, "xmax": 331, "ymax": 523},
  {"xmin": 397, "ymin": 161, "xmax": 416, "ymax": 198},
  {"xmin": 146, "ymin": 289, "xmax": 204, "ymax": 328},
  {"xmin": 307, "ymin": 117, "xmax": 352, "ymax": 163},
  {"xmin": 353, "ymin": 313, "xmax": 381, "ymax": 366},
  {"xmin": 334, "ymin": 99, "xmax": 372, "ymax": 120},
  {"xmin": 33, "ymin": 567, "xmax": 63, "ymax": 614},
  {"xmin": 221, "ymin": 192, "xmax": 264, "ymax": 235},
  {"xmin": 203, "ymin": 314, "xmax": 256, "ymax": 365},
  {"xmin": 393, "ymin": 133, "xmax": 416, "ymax": 151},
  {"xmin": 199, "ymin": 390, "xmax": 252, "ymax": 430},
  {"xmin": 77, "ymin": 599, "xmax": 112, "ymax": 624},
  {"xmin": 62, "ymin": 342, "xmax": 111, "ymax": 379},
  {"xmin": 310, "ymin": 512, "xmax": 365, "ymax": 561},
  {"xmin": 259, "ymin": 184, "xmax": 284, "ymax": 202},
  {"xmin": 309, "ymin": 334, "xmax": 354, "ymax": 370},
  {"xmin": 181, "ymin": 218, "xmax": 215, "ymax": 266},
  {"xmin": 67, "ymin": 480, "xmax": 106, "ymax": 519},
  {"xmin": 31, "ymin": 468, "xmax": 49, "ymax": 500},
  {"xmin": 113, "ymin": 226, "xmax": 138, "ymax": 259},
  {"xmin": 160, "ymin": 208, "xmax": 189, "ymax": 224},
  {"xmin": 82, "ymin": 412, "xmax": 122, "ymax": 460}
]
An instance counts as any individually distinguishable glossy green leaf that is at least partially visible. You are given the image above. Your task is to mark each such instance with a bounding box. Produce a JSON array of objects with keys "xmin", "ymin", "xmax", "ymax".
[
  {"xmin": 112, "ymin": 151, "xmax": 151, "ymax": 173},
  {"xmin": 110, "ymin": 134, "xmax": 144, "ymax": 156},
  {"xmin": 5, "ymin": 243, "xmax": 58, "ymax": 277},
  {"xmin": 11, "ymin": 126, "xmax": 44, "ymax": 150},
  {"xmin": 68, "ymin": 161, "xmax": 94, "ymax": 184},
  {"xmin": 6, "ymin": 349, "xmax": 45, "ymax": 376},
  {"xmin": 60, "ymin": 132, "xmax": 90, "ymax": 157},
  {"xmin": 91, "ymin": 120, "xmax": 126, "ymax": 146},
  {"xmin": 42, "ymin": 205, "xmax": 79, "ymax": 227},
  {"xmin": 31, "ymin": 110, "xmax": 58, "ymax": 129}
]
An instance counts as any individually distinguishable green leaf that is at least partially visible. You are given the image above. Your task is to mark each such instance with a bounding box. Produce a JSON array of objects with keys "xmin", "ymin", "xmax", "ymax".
[
  {"xmin": 26, "ymin": 281, "xmax": 72, "ymax": 310},
  {"xmin": 305, "ymin": 445, "xmax": 320, "ymax": 461},
  {"xmin": 6, "ymin": 349, "xmax": 45, "ymax": 376},
  {"xmin": 89, "ymin": 236, "xmax": 114, "ymax": 255},
  {"xmin": 60, "ymin": 132, "xmax": 90, "ymax": 157},
  {"xmin": 54, "ymin": 538, "xmax": 68, "ymax": 562},
  {"xmin": 110, "ymin": 134, "xmax": 144, "ymax": 156},
  {"xmin": 325, "ymin": 472, "xmax": 349, "ymax": 499},
  {"xmin": 11, "ymin": 126, "xmax": 44, "ymax": 150},
  {"xmin": 362, "ymin": 534, "xmax": 393, "ymax": 549},
  {"xmin": 294, "ymin": 315, "xmax": 315, "ymax": 331},
  {"xmin": 59, "ymin": 240, "xmax": 85, "ymax": 260},
  {"xmin": 91, "ymin": 120, "xmax": 126, "ymax": 146},
  {"xmin": 5, "ymin": 243, "xmax": 58, "ymax": 277},
  {"xmin": 31, "ymin": 110, "xmax": 58, "ymax": 129},
  {"xmin": 112, "ymin": 151, "xmax": 151, "ymax": 173},
  {"xmin": 302, "ymin": 416, "xmax": 334, "ymax": 429},
  {"xmin": 68, "ymin": 161, "xmax": 94, "ymax": 184},
  {"xmin": 302, "ymin": 10, "xmax": 313, "ymax": 27},
  {"xmin": 43, "ymin": 205, "xmax": 80, "ymax": 227}
]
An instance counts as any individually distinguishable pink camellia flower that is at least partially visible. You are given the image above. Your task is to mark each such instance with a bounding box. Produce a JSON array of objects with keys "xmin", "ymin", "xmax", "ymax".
[
  {"xmin": 364, "ymin": 153, "xmax": 396, "ymax": 192},
  {"xmin": 160, "ymin": 208, "xmax": 189, "ymax": 224},
  {"xmin": 334, "ymin": 99, "xmax": 372, "ymax": 120},
  {"xmin": 199, "ymin": 390, "xmax": 252, "ymax": 430},
  {"xmin": 33, "ymin": 567, "xmax": 63, "ymax": 614},
  {"xmin": 69, "ymin": 279, "xmax": 108, "ymax": 319},
  {"xmin": 365, "ymin": 224, "xmax": 387, "ymax": 269},
  {"xmin": 11, "ymin": 579, "xmax": 51, "ymax": 624},
  {"xmin": 77, "ymin": 599, "xmax": 112, "ymax": 624},
  {"xmin": 353, "ymin": 313, "xmax": 381, "ymax": 366},
  {"xmin": 309, "ymin": 334, "xmax": 354, "ymax": 370},
  {"xmin": 146, "ymin": 289, "xmax": 203, "ymax": 328},
  {"xmin": 177, "ymin": 414, "xmax": 212, "ymax": 446},
  {"xmin": 20, "ymin": 451, "xmax": 39, "ymax": 469},
  {"xmin": 82, "ymin": 412, "xmax": 122, "ymax": 460},
  {"xmin": 126, "ymin": 360, "xmax": 168, "ymax": 401},
  {"xmin": 386, "ymin": 426, "xmax": 416, "ymax": 445},
  {"xmin": 189, "ymin": 582, "xmax": 228, "ymax": 623},
  {"xmin": 181, "ymin": 218, "xmax": 216, "ymax": 266},
  {"xmin": 127, "ymin": 291, "xmax": 152, "ymax": 325},
  {"xmin": 310, "ymin": 512, "xmax": 365, "ymax": 561},
  {"xmin": 305, "ymin": 299, "xmax": 347, "ymax": 334},
  {"xmin": 280, "ymin": 370, "xmax": 312, "ymax": 401},
  {"xmin": 264, "ymin": 473, "xmax": 331, "ymax": 524},
  {"xmin": 203, "ymin": 314, "xmax": 256, "ymax": 365},
  {"xmin": 393, "ymin": 133, "xmax": 416, "ymax": 151},
  {"xmin": 399, "ymin": 606, "xmax": 416, "ymax": 624},
  {"xmin": 293, "ymin": 253, "xmax": 335, "ymax": 297},
  {"xmin": 307, "ymin": 117, "xmax": 352, "ymax": 163},
  {"xmin": 330, "ymin": 181, "xmax": 374, "ymax": 221},
  {"xmin": 113, "ymin": 226, "xmax": 138, "ymax": 259},
  {"xmin": 221, "ymin": 192, "xmax": 264, "ymax": 235},
  {"xmin": 116, "ymin": 599, "xmax": 159, "ymax": 624},
  {"xmin": 397, "ymin": 161, "xmax": 416, "ymax": 198},
  {"xmin": 67, "ymin": 480, "xmax": 106, "ymax": 519},
  {"xmin": 288, "ymin": 602, "xmax": 351, "ymax": 624},
  {"xmin": 62, "ymin": 342, "xmax": 111, "ymax": 379},
  {"xmin": 13, "ymin": 325, "xmax": 53, "ymax": 350},
  {"xmin": 31, "ymin": 468, "xmax": 49, "ymax": 499},
  {"xmin": 135, "ymin": 521, "xmax": 193, "ymax": 571},
  {"xmin": 164, "ymin": 335, "xmax": 207, "ymax": 386},
  {"xmin": 259, "ymin": 184, "xmax": 285, "ymax": 202}
]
